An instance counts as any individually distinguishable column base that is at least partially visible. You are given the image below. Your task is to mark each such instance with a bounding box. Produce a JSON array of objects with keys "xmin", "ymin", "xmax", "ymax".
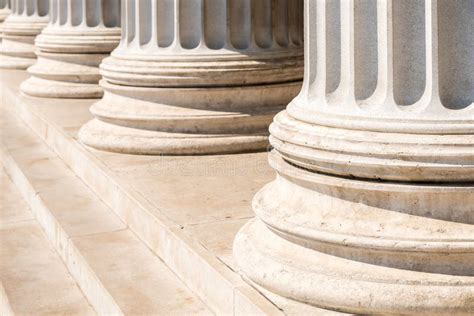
[
  {"xmin": 78, "ymin": 118, "xmax": 269, "ymax": 155},
  {"xmin": 20, "ymin": 76, "xmax": 103, "ymax": 99},
  {"xmin": 234, "ymin": 218, "xmax": 474, "ymax": 315},
  {"xmin": 0, "ymin": 54, "xmax": 34, "ymax": 69},
  {"xmin": 78, "ymin": 79, "xmax": 301, "ymax": 155},
  {"xmin": 0, "ymin": 37, "xmax": 37, "ymax": 69},
  {"xmin": 21, "ymin": 53, "xmax": 105, "ymax": 99},
  {"xmin": 233, "ymin": 151, "xmax": 474, "ymax": 315},
  {"xmin": 0, "ymin": 17, "xmax": 48, "ymax": 69}
]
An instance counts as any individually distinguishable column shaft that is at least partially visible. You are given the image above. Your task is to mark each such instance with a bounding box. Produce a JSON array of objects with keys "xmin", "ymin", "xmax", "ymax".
[
  {"xmin": 79, "ymin": 0, "xmax": 304, "ymax": 155},
  {"xmin": 234, "ymin": 0, "xmax": 474, "ymax": 314},
  {"xmin": 20, "ymin": 0, "xmax": 121, "ymax": 98},
  {"xmin": 0, "ymin": 0, "xmax": 49, "ymax": 69}
]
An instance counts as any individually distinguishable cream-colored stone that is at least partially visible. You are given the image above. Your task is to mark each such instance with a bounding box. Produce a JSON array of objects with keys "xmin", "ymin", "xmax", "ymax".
[
  {"xmin": 3, "ymin": 127, "xmax": 56, "ymax": 155},
  {"xmin": 185, "ymin": 218, "xmax": 250, "ymax": 269},
  {"xmin": 0, "ymin": 176, "xmax": 94, "ymax": 315},
  {"xmin": 0, "ymin": 168, "xmax": 34, "ymax": 218},
  {"xmin": 0, "ymin": 282, "xmax": 14, "ymax": 316},
  {"xmin": 234, "ymin": 1, "xmax": 474, "ymax": 314},
  {"xmin": 247, "ymin": 281, "xmax": 350, "ymax": 316},
  {"xmin": 0, "ymin": 222, "xmax": 96, "ymax": 315},
  {"xmin": 1, "ymin": 69, "xmax": 288, "ymax": 315},
  {"xmin": 0, "ymin": 0, "xmax": 48, "ymax": 69},
  {"xmin": 78, "ymin": 0, "xmax": 304, "ymax": 154},
  {"xmin": 72, "ymin": 230, "xmax": 212, "ymax": 315},
  {"xmin": 20, "ymin": 0, "xmax": 121, "ymax": 98},
  {"xmin": 234, "ymin": 286, "xmax": 285, "ymax": 316},
  {"xmin": 1, "ymin": 111, "xmax": 214, "ymax": 315},
  {"xmin": 0, "ymin": 170, "xmax": 34, "ymax": 227},
  {"xmin": 1, "ymin": 125, "xmax": 121, "ymax": 239},
  {"xmin": 110, "ymin": 153, "xmax": 271, "ymax": 225}
]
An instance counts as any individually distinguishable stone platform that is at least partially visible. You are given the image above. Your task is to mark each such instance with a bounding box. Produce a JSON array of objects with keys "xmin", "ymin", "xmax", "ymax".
[{"xmin": 0, "ymin": 70, "xmax": 342, "ymax": 315}]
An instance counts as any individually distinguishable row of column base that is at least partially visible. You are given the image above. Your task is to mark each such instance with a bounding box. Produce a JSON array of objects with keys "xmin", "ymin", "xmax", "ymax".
[{"xmin": 2, "ymin": 0, "xmax": 304, "ymax": 154}]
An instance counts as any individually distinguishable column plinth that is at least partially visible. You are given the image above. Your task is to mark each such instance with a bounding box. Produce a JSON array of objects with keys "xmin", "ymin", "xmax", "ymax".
[
  {"xmin": 234, "ymin": 0, "xmax": 474, "ymax": 314},
  {"xmin": 0, "ymin": 0, "xmax": 48, "ymax": 69},
  {"xmin": 78, "ymin": 0, "xmax": 304, "ymax": 155},
  {"xmin": 20, "ymin": 0, "xmax": 121, "ymax": 99}
]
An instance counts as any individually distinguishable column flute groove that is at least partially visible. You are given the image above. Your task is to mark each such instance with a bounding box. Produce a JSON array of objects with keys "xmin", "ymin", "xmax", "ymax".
[
  {"xmin": 234, "ymin": 0, "xmax": 474, "ymax": 314},
  {"xmin": 423, "ymin": 0, "xmax": 443, "ymax": 112},
  {"xmin": 78, "ymin": 0, "xmax": 304, "ymax": 155}
]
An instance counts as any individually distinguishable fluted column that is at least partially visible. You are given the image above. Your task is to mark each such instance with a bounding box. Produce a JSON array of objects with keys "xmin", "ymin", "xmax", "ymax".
[
  {"xmin": 234, "ymin": 0, "xmax": 474, "ymax": 314},
  {"xmin": 78, "ymin": 0, "xmax": 304, "ymax": 155},
  {"xmin": 20, "ymin": 0, "xmax": 121, "ymax": 98},
  {"xmin": 0, "ymin": 0, "xmax": 11, "ymax": 25},
  {"xmin": 0, "ymin": 0, "xmax": 49, "ymax": 69}
]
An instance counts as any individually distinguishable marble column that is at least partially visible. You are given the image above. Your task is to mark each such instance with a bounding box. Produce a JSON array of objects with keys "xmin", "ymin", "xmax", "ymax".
[
  {"xmin": 20, "ymin": 0, "xmax": 121, "ymax": 99},
  {"xmin": 78, "ymin": 0, "xmax": 304, "ymax": 155},
  {"xmin": 234, "ymin": 0, "xmax": 474, "ymax": 314},
  {"xmin": 0, "ymin": 0, "xmax": 49, "ymax": 69},
  {"xmin": 0, "ymin": 0, "xmax": 11, "ymax": 25}
]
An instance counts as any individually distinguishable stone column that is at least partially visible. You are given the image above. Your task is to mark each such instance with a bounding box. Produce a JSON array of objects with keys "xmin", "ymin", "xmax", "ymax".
[
  {"xmin": 78, "ymin": 0, "xmax": 304, "ymax": 155},
  {"xmin": 0, "ymin": 0, "xmax": 11, "ymax": 25},
  {"xmin": 20, "ymin": 0, "xmax": 121, "ymax": 99},
  {"xmin": 234, "ymin": 0, "xmax": 474, "ymax": 315},
  {"xmin": 0, "ymin": 0, "xmax": 49, "ymax": 69}
]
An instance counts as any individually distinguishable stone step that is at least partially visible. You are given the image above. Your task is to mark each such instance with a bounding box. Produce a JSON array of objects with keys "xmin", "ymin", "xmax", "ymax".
[
  {"xmin": 1, "ymin": 69, "xmax": 341, "ymax": 315},
  {"xmin": 0, "ymin": 112, "xmax": 213, "ymax": 315},
  {"xmin": 0, "ymin": 170, "xmax": 94, "ymax": 315},
  {"xmin": 1, "ymin": 69, "xmax": 294, "ymax": 315}
]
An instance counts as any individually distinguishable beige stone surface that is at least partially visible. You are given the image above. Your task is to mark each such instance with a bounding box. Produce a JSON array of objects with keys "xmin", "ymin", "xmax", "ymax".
[
  {"xmin": 1, "ymin": 105, "xmax": 213, "ymax": 314},
  {"xmin": 20, "ymin": 0, "xmax": 121, "ymax": 99},
  {"xmin": 0, "ymin": 169, "xmax": 33, "ymax": 227},
  {"xmin": 106, "ymin": 153, "xmax": 272, "ymax": 225},
  {"xmin": 0, "ymin": 172, "xmax": 95, "ymax": 315},
  {"xmin": 78, "ymin": 0, "xmax": 304, "ymax": 154},
  {"xmin": 0, "ymin": 69, "xmax": 337, "ymax": 314},
  {"xmin": 234, "ymin": 0, "xmax": 474, "ymax": 314},
  {"xmin": 185, "ymin": 218, "xmax": 251, "ymax": 269},
  {"xmin": 3, "ymin": 3, "xmax": 470, "ymax": 315},
  {"xmin": 72, "ymin": 230, "xmax": 212, "ymax": 315},
  {"xmin": 0, "ymin": 0, "xmax": 48, "ymax": 69}
]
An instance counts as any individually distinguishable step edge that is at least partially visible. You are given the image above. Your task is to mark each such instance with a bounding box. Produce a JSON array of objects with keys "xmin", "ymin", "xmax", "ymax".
[
  {"xmin": 1, "ymin": 78, "xmax": 282, "ymax": 316},
  {"xmin": 1, "ymin": 147, "xmax": 124, "ymax": 316}
]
